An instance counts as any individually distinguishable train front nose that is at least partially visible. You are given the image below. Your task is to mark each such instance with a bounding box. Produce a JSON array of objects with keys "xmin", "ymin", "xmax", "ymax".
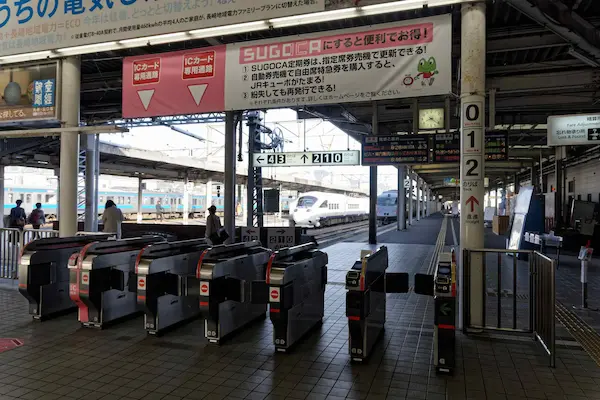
[{"xmin": 292, "ymin": 208, "xmax": 313, "ymax": 225}]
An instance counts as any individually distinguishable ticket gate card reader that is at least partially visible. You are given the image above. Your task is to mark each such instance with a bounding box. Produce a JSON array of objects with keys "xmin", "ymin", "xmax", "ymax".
[
  {"xmin": 415, "ymin": 251, "xmax": 456, "ymax": 375},
  {"xmin": 252, "ymin": 242, "xmax": 328, "ymax": 352},
  {"xmin": 135, "ymin": 239, "xmax": 210, "ymax": 335},
  {"xmin": 18, "ymin": 235, "xmax": 111, "ymax": 320},
  {"xmin": 69, "ymin": 237, "xmax": 164, "ymax": 328},
  {"xmin": 196, "ymin": 241, "xmax": 271, "ymax": 344},
  {"xmin": 345, "ymin": 246, "xmax": 409, "ymax": 362}
]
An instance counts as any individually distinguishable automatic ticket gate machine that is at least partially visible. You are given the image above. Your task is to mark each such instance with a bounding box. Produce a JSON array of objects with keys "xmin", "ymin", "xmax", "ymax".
[
  {"xmin": 196, "ymin": 241, "xmax": 271, "ymax": 344},
  {"xmin": 18, "ymin": 235, "xmax": 111, "ymax": 320},
  {"xmin": 252, "ymin": 242, "xmax": 328, "ymax": 352},
  {"xmin": 345, "ymin": 246, "xmax": 409, "ymax": 362},
  {"xmin": 135, "ymin": 239, "xmax": 210, "ymax": 335},
  {"xmin": 69, "ymin": 237, "xmax": 164, "ymax": 328},
  {"xmin": 415, "ymin": 250, "xmax": 457, "ymax": 375}
]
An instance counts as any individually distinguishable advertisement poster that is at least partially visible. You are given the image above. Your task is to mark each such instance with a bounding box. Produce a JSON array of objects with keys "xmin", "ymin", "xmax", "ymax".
[
  {"xmin": 0, "ymin": 63, "xmax": 58, "ymax": 124},
  {"xmin": 0, "ymin": 0, "xmax": 325, "ymax": 56},
  {"xmin": 225, "ymin": 14, "xmax": 452, "ymax": 110}
]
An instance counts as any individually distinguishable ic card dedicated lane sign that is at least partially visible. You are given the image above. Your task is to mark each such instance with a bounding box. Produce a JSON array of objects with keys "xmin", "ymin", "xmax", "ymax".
[{"xmin": 253, "ymin": 151, "xmax": 360, "ymax": 167}]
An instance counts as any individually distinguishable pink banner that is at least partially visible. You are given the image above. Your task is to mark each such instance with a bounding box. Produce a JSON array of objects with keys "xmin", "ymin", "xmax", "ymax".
[{"xmin": 122, "ymin": 46, "xmax": 226, "ymax": 118}]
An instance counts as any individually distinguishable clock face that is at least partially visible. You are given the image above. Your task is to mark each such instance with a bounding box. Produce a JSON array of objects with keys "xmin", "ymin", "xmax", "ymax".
[{"xmin": 419, "ymin": 108, "xmax": 445, "ymax": 130}]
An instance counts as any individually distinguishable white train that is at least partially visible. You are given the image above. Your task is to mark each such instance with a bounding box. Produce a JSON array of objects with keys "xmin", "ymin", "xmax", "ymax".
[
  {"xmin": 376, "ymin": 190, "xmax": 420, "ymax": 224},
  {"xmin": 290, "ymin": 191, "xmax": 369, "ymax": 228}
]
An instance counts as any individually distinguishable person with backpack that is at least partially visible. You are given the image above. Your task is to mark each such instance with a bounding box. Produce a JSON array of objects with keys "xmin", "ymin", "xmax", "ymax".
[
  {"xmin": 29, "ymin": 203, "xmax": 46, "ymax": 229},
  {"xmin": 9, "ymin": 200, "xmax": 27, "ymax": 230}
]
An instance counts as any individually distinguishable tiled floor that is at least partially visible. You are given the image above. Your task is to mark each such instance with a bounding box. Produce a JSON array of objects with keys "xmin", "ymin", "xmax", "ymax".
[{"xmin": 0, "ymin": 216, "xmax": 599, "ymax": 399}]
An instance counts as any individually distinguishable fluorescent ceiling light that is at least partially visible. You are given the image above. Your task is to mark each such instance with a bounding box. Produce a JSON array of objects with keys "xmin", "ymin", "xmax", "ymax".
[
  {"xmin": 567, "ymin": 47, "xmax": 600, "ymax": 68},
  {"xmin": 270, "ymin": 8, "xmax": 358, "ymax": 28},
  {"xmin": 57, "ymin": 41, "xmax": 118, "ymax": 55},
  {"xmin": 119, "ymin": 32, "xmax": 189, "ymax": 46},
  {"xmin": 189, "ymin": 20, "xmax": 269, "ymax": 37}
]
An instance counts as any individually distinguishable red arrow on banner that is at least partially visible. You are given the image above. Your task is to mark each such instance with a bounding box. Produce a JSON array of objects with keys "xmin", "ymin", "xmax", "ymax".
[{"xmin": 465, "ymin": 196, "xmax": 479, "ymax": 213}]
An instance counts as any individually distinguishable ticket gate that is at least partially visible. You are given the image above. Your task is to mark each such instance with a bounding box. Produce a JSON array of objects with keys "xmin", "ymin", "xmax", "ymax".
[
  {"xmin": 345, "ymin": 246, "xmax": 408, "ymax": 362},
  {"xmin": 69, "ymin": 237, "xmax": 164, "ymax": 328},
  {"xmin": 135, "ymin": 239, "xmax": 210, "ymax": 335},
  {"xmin": 415, "ymin": 250, "xmax": 457, "ymax": 375},
  {"xmin": 252, "ymin": 242, "xmax": 328, "ymax": 352},
  {"xmin": 18, "ymin": 235, "xmax": 111, "ymax": 320},
  {"xmin": 196, "ymin": 241, "xmax": 271, "ymax": 344}
]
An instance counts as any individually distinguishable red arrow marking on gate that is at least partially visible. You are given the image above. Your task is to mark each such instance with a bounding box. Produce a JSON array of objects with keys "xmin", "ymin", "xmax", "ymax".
[{"xmin": 465, "ymin": 196, "xmax": 479, "ymax": 213}]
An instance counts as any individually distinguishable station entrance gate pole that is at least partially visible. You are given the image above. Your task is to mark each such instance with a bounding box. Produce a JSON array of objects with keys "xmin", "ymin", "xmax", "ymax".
[
  {"xmin": 460, "ymin": 1, "xmax": 486, "ymax": 329},
  {"xmin": 224, "ymin": 111, "xmax": 237, "ymax": 243},
  {"xmin": 59, "ymin": 56, "xmax": 81, "ymax": 237}
]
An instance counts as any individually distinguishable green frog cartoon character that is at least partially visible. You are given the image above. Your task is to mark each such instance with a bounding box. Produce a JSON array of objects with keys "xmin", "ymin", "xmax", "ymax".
[{"xmin": 416, "ymin": 57, "xmax": 439, "ymax": 86}]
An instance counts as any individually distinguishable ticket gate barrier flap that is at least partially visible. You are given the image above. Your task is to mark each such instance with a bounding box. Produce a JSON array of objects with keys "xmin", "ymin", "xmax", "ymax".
[
  {"xmin": 69, "ymin": 236, "xmax": 164, "ymax": 328},
  {"xmin": 196, "ymin": 241, "xmax": 271, "ymax": 344},
  {"xmin": 252, "ymin": 242, "xmax": 328, "ymax": 352},
  {"xmin": 135, "ymin": 239, "xmax": 210, "ymax": 335},
  {"xmin": 18, "ymin": 235, "xmax": 112, "ymax": 320}
]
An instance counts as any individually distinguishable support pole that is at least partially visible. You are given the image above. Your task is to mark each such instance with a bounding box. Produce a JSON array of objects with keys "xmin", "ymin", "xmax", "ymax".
[
  {"xmin": 206, "ymin": 181, "xmax": 213, "ymax": 220},
  {"xmin": 460, "ymin": 1, "xmax": 486, "ymax": 329},
  {"xmin": 224, "ymin": 111, "xmax": 236, "ymax": 243},
  {"xmin": 489, "ymin": 88, "xmax": 496, "ymax": 130},
  {"xmin": 59, "ymin": 56, "xmax": 81, "ymax": 237},
  {"xmin": 0, "ymin": 165, "xmax": 4, "ymax": 228},
  {"xmin": 416, "ymin": 177, "xmax": 421, "ymax": 221},
  {"xmin": 183, "ymin": 177, "xmax": 190, "ymax": 225},
  {"xmin": 397, "ymin": 165, "xmax": 406, "ymax": 231},
  {"xmin": 555, "ymin": 146, "xmax": 564, "ymax": 229},
  {"xmin": 369, "ymin": 101, "xmax": 378, "ymax": 245},
  {"xmin": 408, "ymin": 169, "xmax": 414, "ymax": 226},
  {"xmin": 136, "ymin": 178, "xmax": 143, "ymax": 223},
  {"xmin": 84, "ymin": 134, "xmax": 99, "ymax": 232}
]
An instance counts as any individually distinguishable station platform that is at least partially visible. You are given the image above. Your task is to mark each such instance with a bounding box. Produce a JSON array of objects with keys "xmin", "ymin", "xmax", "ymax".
[{"xmin": 0, "ymin": 215, "xmax": 598, "ymax": 400}]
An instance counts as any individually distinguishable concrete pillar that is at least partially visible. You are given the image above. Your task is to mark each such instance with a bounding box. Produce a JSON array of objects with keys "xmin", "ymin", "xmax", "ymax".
[
  {"xmin": 224, "ymin": 112, "xmax": 236, "ymax": 243},
  {"xmin": 183, "ymin": 178, "xmax": 190, "ymax": 225},
  {"xmin": 460, "ymin": 1, "xmax": 486, "ymax": 329},
  {"xmin": 84, "ymin": 134, "xmax": 99, "ymax": 232},
  {"xmin": 397, "ymin": 165, "xmax": 406, "ymax": 231},
  {"xmin": 137, "ymin": 178, "xmax": 143, "ymax": 223},
  {"xmin": 0, "ymin": 165, "xmax": 4, "ymax": 228},
  {"xmin": 59, "ymin": 56, "xmax": 81, "ymax": 237},
  {"xmin": 205, "ymin": 181, "xmax": 213, "ymax": 220},
  {"xmin": 416, "ymin": 177, "xmax": 421, "ymax": 221},
  {"xmin": 408, "ymin": 169, "xmax": 414, "ymax": 226},
  {"xmin": 369, "ymin": 101, "xmax": 378, "ymax": 245}
]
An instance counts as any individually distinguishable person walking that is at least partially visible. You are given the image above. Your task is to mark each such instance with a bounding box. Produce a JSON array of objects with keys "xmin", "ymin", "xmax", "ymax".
[
  {"xmin": 156, "ymin": 200, "xmax": 164, "ymax": 221},
  {"xmin": 102, "ymin": 200, "xmax": 124, "ymax": 239},
  {"xmin": 9, "ymin": 200, "xmax": 26, "ymax": 230},
  {"xmin": 205, "ymin": 205, "xmax": 223, "ymax": 245},
  {"xmin": 28, "ymin": 203, "xmax": 46, "ymax": 239}
]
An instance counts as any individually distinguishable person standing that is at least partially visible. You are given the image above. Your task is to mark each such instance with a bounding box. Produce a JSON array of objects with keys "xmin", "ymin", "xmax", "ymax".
[
  {"xmin": 9, "ymin": 200, "xmax": 26, "ymax": 230},
  {"xmin": 102, "ymin": 200, "xmax": 124, "ymax": 239},
  {"xmin": 28, "ymin": 203, "xmax": 46, "ymax": 239},
  {"xmin": 205, "ymin": 205, "xmax": 223, "ymax": 244},
  {"xmin": 156, "ymin": 200, "xmax": 164, "ymax": 221}
]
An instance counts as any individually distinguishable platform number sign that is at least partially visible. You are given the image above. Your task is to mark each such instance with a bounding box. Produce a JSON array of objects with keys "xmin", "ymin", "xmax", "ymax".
[
  {"xmin": 242, "ymin": 228, "xmax": 260, "ymax": 243},
  {"xmin": 462, "ymin": 101, "xmax": 484, "ymax": 154},
  {"xmin": 267, "ymin": 154, "xmax": 286, "ymax": 165},
  {"xmin": 312, "ymin": 153, "xmax": 342, "ymax": 164},
  {"xmin": 267, "ymin": 228, "xmax": 295, "ymax": 250}
]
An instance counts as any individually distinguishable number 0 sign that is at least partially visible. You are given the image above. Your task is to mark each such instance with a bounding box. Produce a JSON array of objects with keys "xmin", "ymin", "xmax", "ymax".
[{"xmin": 462, "ymin": 101, "xmax": 483, "ymax": 129}]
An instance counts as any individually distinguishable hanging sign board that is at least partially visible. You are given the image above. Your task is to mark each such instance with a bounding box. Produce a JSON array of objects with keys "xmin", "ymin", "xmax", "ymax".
[
  {"xmin": 362, "ymin": 135, "xmax": 429, "ymax": 166},
  {"xmin": 485, "ymin": 132, "xmax": 509, "ymax": 161},
  {"xmin": 547, "ymin": 114, "xmax": 600, "ymax": 146},
  {"xmin": 224, "ymin": 14, "xmax": 452, "ymax": 110},
  {"xmin": 443, "ymin": 178, "xmax": 460, "ymax": 187},
  {"xmin": 432, "ymin": 133, "xmax": 459, "ymax": 163},
  {"xmin": 253, "ymin": 150, "xmax": 360, "ymax": 167},
  {"xmin": 0, "ymin": 63, "xmax": 59, "ymax": 125},
  {"xmin": 0, "ymin": 0, "xmax": 324, "ymax": 57},
  {"xmin": 432, "ymin": 131, "xmax": 508, "ymax": 162}
]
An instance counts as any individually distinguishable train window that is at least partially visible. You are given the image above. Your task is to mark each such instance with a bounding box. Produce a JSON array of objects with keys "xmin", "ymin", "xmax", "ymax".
[
  {"xmin": 193, "ymin": 198, "xmax": 198, "ymax": 206},
  {"xmin": 320, "ymin": 200, "xmax": 328, "ymax": 208},
  {"xmin": 100, "ymin": 196, "xmax": 104, "ymax": 203},
  {"xmin": 178, "ymin": 198, "xmax": 182, "ymax": 205},
  {"xmin": 127, "ymin": 197, "xmax": 132, "ymax": 205},
  {"xmin": 297, "ymin": 196, "xmax": 317, "ymax": 207},
  {"xmin": 36, "ymin": 194, "xmax": 42, "ymax": 203},
  {"xmin": 588, "ymin": 194, "xmax": 592, "ymax": 202},
  {"xmin": 150, "ymin": 197, "xmax": 155, "ymax": 205},
  {"xmin": 26, "ymin": 194, "xmax": 31, "ymax": 203},
  {"xmin": 45, "ymin": 194, "xmax": 52, "ymax": 203},
  {"xmin": 8, "ymin": 193, "xmax": 13, "ymax": 203},
  {"xmin": 107, "ymin": 196, "xmax": 114, "ymax": 201},
  {"xmin": 377, "ymin": 196, "xmax": 396, "ymax": 206},
  {"xmin": 117, "ymin": 196, "xmax": 123, "ymax": 204},
  {"xmin": 568, "ymin": 180, "xmax": 575, "ymax": 193}
]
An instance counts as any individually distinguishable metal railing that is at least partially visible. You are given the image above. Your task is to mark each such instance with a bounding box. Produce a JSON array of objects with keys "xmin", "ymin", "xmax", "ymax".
[
  {"xmin": 462, "ymin": 248, "xmax": 555, "ymax": 367},
  {"xmin": 0, "ymin": 228, "xmax": 60, "ymax": 279}
]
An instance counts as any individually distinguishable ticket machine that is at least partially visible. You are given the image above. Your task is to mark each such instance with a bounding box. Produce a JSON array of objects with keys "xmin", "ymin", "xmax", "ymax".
[
  {"xmin": 18, "ymin": 235, "xmax": 111, "ymax": 320},
  {"xmin": 69, "ymin": 237, "xmax": 164, "ymax": 328},
  {"xmin": 135, "ymin": 239, "xmax": 210, "ymax": 334},
  {"xmin": 196, "ymin": 241, "xmax": 271, "ymax": 343}
]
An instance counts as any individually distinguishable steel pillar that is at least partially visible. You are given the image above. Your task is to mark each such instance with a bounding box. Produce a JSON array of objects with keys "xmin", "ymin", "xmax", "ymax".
[
  {"xmin": 555, "ymin": 146, "xmax": 565, "ymax": 229},
  {"xmin": 206, "ymin": 181, "xmax": 213, "ymax": 219},
  {"xmin": 183, "ymin": 177, "xmax": 190, "ymax": 225},
  {"xmin": 136, "ymin": 178, "xmax": 143, "ymax": 223},
  {"xmin": 59, "ymin": 56, "xmax": 81, "ymax": 237},
  {"xmin": 416, "ymin": 177, "xmax": 421, "ymax": 221},
  {"xmin": 0, "ymin": 165, "xmax": 4, "ymax": 228},
  {"xmin": 84, "ymin": 134, "xmax": 99, "ymax": 232},
  {"xmin": 369, "ymin": 101, "xmax": 378, "ymax": 245},
  {"xmin": 397, "ymin": 165, "xmax": 407, "ymax": 231},
  {"xmin": 224, "ymin": 112, "xmax": 236, "ymax": 243},
  {"xmin": 247, "ymin": 112, "xmax": 264, "ymax": 228},
  {"xmin": 460, "ymin": 1, "xmax": 486, "ymax": 329},
  {"xmin": 408, "ymin": 169, "xmax": 414, "ymax": 226}
]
